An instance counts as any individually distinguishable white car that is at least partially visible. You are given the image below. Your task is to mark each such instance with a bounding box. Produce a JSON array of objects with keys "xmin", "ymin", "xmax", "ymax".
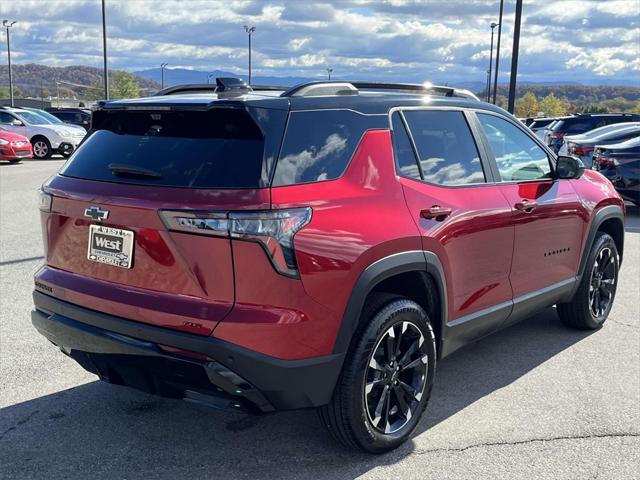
[{"xmin": 0, "ymin": 106, "xmax": 86, "ymax": 159}]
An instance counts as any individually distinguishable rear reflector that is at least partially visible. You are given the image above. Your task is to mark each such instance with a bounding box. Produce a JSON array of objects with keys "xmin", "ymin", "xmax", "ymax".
[{"xmin": 160, "ymin": 208, "xmax": 312, "ymax": 277}]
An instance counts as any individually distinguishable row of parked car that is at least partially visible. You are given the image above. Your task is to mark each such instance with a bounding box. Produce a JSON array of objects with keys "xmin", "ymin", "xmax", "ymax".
[
  {"xmin": 523, "ymin": 113, "xmax": 640, "ymax": 205},
  {"xmin": 0, "ymin": 107, "xmax": 91, "ymax": 162}
]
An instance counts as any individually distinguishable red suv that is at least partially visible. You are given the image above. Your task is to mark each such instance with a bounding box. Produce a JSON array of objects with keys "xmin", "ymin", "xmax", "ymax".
[{"xmin": 32, "ymin": 79, "xmax": 625, "ymax": 453}]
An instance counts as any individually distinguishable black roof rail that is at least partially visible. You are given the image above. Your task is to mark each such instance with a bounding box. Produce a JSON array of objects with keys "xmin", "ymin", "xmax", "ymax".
[
  {"xmin": 154, "ymin": 78, "xmax": 255, "ymax": 97},
  {"xmin": 280, "ymin": 80, "xmax": 479, "ymax": 100}
]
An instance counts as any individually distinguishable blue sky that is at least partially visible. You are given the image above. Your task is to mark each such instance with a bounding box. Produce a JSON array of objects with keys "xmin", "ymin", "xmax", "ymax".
[{"xmin": 2, "ymin": 0, "xmax": 639, "ymax": 84}]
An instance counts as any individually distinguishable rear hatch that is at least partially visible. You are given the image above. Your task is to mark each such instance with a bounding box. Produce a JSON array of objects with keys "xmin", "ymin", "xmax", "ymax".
[{"xmin": 39, "ymin": 102, "xmax": 288, "ymax": 336}]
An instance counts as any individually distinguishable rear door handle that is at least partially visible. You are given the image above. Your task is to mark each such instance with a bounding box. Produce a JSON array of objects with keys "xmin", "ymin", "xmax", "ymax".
[
  {"xmin": 421, "ymin": 205, "xmax": 452, "ymax": 220},
  {"xmin": 514, "ymin": 199, "xmax": 538, "ymax": 212}
]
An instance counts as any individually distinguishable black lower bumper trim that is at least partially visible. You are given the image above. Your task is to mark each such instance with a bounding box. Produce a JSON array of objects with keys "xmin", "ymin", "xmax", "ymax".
[{"xmin": 32, "ymin": 291, "xmax": 344, "ymax": 412}]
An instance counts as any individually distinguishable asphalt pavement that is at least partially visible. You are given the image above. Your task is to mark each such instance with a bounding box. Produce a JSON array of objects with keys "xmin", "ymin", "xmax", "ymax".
[{"xmin": 1, "ymin": 159, "xmax": 638, "ymax": 479}]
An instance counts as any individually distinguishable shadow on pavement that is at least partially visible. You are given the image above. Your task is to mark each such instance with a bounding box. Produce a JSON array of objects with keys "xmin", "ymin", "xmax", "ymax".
[{"xmin": 0, "ymin": 307, "xmax": 593, "ymax": 479}]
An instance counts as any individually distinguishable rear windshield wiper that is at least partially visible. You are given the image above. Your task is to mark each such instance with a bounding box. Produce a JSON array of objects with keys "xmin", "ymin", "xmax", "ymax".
[{"xmin": 108, "ymin": 163, "xmax": 163, "ymax": 179}]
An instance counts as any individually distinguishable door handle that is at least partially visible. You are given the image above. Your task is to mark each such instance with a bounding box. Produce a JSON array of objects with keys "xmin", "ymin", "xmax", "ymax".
[
  {"xmin": 421, "ymin": 205, "xmax": 452, "ymax": 220},
  {"xmin": 514, "ymin": 199, "xmax": 538, "ymax": 213}
]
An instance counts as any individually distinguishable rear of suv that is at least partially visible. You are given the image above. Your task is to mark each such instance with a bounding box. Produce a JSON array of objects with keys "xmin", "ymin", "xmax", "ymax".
[{"xmin": 32, "ymin": 79, "xmax": 625, "ymax": 453}]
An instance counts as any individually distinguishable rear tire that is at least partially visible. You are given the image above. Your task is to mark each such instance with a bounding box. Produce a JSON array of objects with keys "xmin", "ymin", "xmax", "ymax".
[
  {"xmin": 318, "ymin": 294, "xmax": 436, "ymax": 453},
  {"xmin": 31, "ymin": 136, "xmax": 52, "ymax": 159},
  {"xmin": 557, "ymin": 232, "xmax": 619, "ymax": 330}
]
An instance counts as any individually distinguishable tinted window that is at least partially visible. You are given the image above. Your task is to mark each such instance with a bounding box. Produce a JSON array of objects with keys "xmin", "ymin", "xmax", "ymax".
[
  {"xmin": 403, "ymin": 110, "xmax": 485, "ymax": 185},
  {"xmin": 478, "ymin": 113, "xmax": 552, "ymax": 182},
  {"xmin": 391, "ymin": 112, "xmax": 420, "ymax": 180},
  {"xmin": 61, "ymin": 109, "xmax": 265, "ymax": 188},
  {"xmin": 273, "ymin": 110, "xmax": 373, "ymax": 185},
  {"xmin": 0, "ymin": 112, "xmax": 15, "ymax": 124}
]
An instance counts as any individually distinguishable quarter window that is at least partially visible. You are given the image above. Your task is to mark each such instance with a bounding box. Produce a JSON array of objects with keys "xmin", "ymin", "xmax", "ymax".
[
  {"xmin": 391, "ymin": 112, "xmax": 421, "ymax": 180},
  {"xmin": 477, "ymin": 113, "xmax": 552, "ymax": 182},
  {"xmin": 403, "ymin": 110, "xmax": 485, "ymax": 186}
]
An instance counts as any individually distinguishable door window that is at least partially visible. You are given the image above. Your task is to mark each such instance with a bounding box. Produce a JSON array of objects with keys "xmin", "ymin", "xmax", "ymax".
[
  {"xmin": 477, "ymin": 113, "xmax": 552, "ymax": 182},
  {"xmin": 403, "ymin": 110, "xmax": 485, "ymax": 186},
  {"xmin": 391, "ymin": 112, "xmax": 421, "ymax": 180}
]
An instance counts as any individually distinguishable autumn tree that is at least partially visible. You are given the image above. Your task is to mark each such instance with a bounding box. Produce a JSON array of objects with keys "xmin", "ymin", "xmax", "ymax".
[
  {"xmin": 538, "ymin": 93, "xmax": 568, "ymax": 117},
  {"xmin": 516, "ymin": 92, "xmax": 538, "ymax": 117},
  {"xmin": 88, "ymin": 70, "xmax": 140, "ymax": 100}
]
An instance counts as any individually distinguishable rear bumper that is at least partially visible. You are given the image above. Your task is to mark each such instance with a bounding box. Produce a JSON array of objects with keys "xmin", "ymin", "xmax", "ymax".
[{"xmin": 32, "ymin": 291, "xmax": 344, "ymax": 412}]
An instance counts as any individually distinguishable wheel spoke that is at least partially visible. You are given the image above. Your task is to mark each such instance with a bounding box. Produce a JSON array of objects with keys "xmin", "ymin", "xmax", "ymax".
[
  {"xmin": 393, "ymin": 386, "xmax": 411, "ymax": 420},
  {"xmin": 365, "ymin": 377, "xmax": 385, "ymax": 395},
  {"xmin": 399, "ymin": 380, "xmax": 422, "ymax": 401},
  {"xmin": 369, "ymin": 356, "xmax": 387, "ymax": 372},
  {"xmin": 401, "ymin": 354, "xmax": 428, "ymax": 371},
  {"xmin": 398, "ymin": 341, "xmax": 419, "ymax": 368},
  {"xmin": 372, "ymin": 385, "xmax": 389, "ymax": 427},
  {"xmin": 385, "ymin": 327, "xmax": 396, "ymax": 364}
]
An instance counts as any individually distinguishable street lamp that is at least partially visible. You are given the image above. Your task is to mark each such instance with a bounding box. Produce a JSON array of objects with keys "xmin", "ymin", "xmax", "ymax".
[
  {"xmin": 487, "ymin": 21, "xmax": 499, "ymax": 102},
  {"xmin": 326, "ymin": 68, "xmax": 333, "ymax": 80},
  {"xmin": 207, "ymin": 73, "xmax": 216, "ymax": 84},
  {"xmin": 492, "ymin": 0, "xmax": 504, "ymax": 104},
  {"xmin": 3, "ymin": 20, "xmax": 17, "ymax": 107},
  {"xmin": 101, "ymin": 0, "xmax": 109, "ymax": 99},
  {"xmin": 243, "ymin": 25, "xmax": 256, "ymax": 85},
  {"xmin": 160, "ymin": 62, "xmax": 168, "ymax": 89}
]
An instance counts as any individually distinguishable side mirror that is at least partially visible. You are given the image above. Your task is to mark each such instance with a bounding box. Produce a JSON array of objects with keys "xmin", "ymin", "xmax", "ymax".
[
  {"xmin": 11, "ymin": 119, "xmax": 23, "ymax": 126},
  {"xmin": 556, "ymin": 155, "xmax": 585, "ymax": 179}
]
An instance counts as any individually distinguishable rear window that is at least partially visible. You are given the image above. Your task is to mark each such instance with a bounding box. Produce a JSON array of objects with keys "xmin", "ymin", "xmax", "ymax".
[
  {"xmin": 272, "ymin": 110, "xmax": 382, "ymax": 186},
  {"xmin": 61, "ymin": 109, "xmax": 265, "ymax": 188}
]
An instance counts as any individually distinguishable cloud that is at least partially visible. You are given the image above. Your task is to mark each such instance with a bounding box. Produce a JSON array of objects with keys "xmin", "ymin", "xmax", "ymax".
[{"xmin": 2, "ymin": 0, "xmax": 638, "ymax": 84}]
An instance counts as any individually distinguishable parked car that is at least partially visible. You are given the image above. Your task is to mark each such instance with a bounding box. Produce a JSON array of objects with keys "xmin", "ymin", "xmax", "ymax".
[
  {"xmin": 558, "ymin": 122, "xmax": 640, "ymax": 156},
  {"xmin": 0, "ymin": 106, "xmax": 86, "ymax": 159},
  {"xmin": 545, "ymin": 113, "xmax": 640, "ymax": 153},
  {"xmin": 593, "ymin": 137, "xmax": 640, "ymax": 205},
  {"xmin": 528, "ymin": 117, "xmax": 558, "ymax": 140},
  {"xmin": 32, "ymin": 79, "xmax": 625, "ymax": 453},
  {"xmin": 0, "ymin": 127, "xmax": 32, "ymax": 163},
  {"xmin": 45, "ymin": 107, "xmax": 92, "ymax": 130},
  {"xmin": 25, "ymin": 107, "xmax": 88, "ymax": 134},
  {"xmin": 563, "ymin": 124, "xmax": 640, "ymax": 167}
]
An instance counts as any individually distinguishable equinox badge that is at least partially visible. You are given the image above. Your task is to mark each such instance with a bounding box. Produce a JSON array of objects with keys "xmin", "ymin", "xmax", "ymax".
[{"xmin": 84, "ymin": 206, "xmax": 109, "ymax": 222}]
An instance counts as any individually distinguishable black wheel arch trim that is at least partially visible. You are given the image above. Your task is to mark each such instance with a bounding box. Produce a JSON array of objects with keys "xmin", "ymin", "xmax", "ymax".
[
  {"xmin": 332, "ymin": 250, "xmax": 448, "ymax": 356},
  {"xmin": 578, "ymin": 204, "xmax": 624, "ymax": 280}
]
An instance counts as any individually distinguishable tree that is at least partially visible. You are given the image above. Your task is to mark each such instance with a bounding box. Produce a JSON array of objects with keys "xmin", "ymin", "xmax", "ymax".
[
  {"xmin": 515, "ymin": 92, "xmax": 538, "ymax": 117},
  {"xmin": 538, "ymin": 93, "xmax": 567, "ymax": 117},
  {"xmin": 111, "ymin": 71, "xmax": 140, "ymax": 99}
]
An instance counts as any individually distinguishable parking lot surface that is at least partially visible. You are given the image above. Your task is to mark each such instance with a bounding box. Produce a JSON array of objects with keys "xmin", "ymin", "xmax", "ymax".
[{"xmin": 1, "ymin": 160, "xmax": 639, "ymax": 479}]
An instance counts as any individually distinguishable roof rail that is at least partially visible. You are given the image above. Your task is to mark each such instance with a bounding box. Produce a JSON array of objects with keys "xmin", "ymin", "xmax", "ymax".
[
  {"xmin": 280, "ymin": 80, "xmax": 479, "ymax": 100},
  {"xmin": 154, "ymin": 78, "xmax": 254, "ymax": 97}
]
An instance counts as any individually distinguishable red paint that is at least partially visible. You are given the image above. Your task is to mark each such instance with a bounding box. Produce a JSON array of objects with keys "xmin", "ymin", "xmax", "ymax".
[{"xmin": 0, "ymin": 129, "xmax": 32, "ymax": 161}]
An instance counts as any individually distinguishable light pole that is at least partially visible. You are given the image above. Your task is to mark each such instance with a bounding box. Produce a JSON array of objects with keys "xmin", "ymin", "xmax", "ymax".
[
  {"xmin": 207, "ymin": 73, "xmax": 216, "ymax": 84},
  {"xmin": 243, "ymin": 25, "xmax": 256, "ymax": 85},
  {"xmin": 327, "ymin": 68, "xmax": 333, "ymax": 80},
  {"xmin": 3, "ymin": 20, "xmax": 16, "ymax": 107},
  {"xmin": 492, "ymin": 0, "xmax": 504, "ymax": 104},
  {"xmin": 485, "ymin": 69, "xmax": 491, "ymax": 103},
  {"xmin": 508, "ymin": 0, "xmax": 523, "ymax": 114},
  {"xmin": 101, "ymin": 0, "xmax": 109, "ymax": 99},
  {"xmin": 487, "ymin": 22, "xmax": 499, "ymax": 102},
  {"xmin": 160, "ymin": 62, "xmax": 168, "ymax": 89}
]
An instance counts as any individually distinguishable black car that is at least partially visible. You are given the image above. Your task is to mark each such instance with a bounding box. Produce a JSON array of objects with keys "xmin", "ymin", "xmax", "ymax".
[
  {"xmin": 545, "ymin": 113, "xmax": 640, "ymax": 153},
  {"xmin": 593, "ymin": 137, "xmax": 640, "ymax": 206},
  {"xmin": 46, "ymin": 108, "xmax": 92, "ymax": 130}
]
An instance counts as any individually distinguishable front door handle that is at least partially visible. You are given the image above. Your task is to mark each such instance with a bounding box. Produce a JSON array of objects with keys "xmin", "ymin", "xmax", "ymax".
[
  {"xmin": 421, "ymin": 205, "xmax": 452, "ymax": 220},
  {"xmin": 514, "ymin": 199, "xmax": 538, "ymax": 213}
]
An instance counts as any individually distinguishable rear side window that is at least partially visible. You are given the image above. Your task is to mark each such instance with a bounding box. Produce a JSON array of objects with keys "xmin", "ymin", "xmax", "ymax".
[
  {"xmin": 61, "ymin": 109, "xmax": 265, "ymax": 188},
  {"xmin": 272, "ymin": 110, "xmax": 376, "ymax": 186},
  {"xmin": 403, "ymin": 110, "xmax": 485, "ymax": 186},
  {"xmin": 391, "ymin": 112, "xmax": 421, "ymax": 180}
]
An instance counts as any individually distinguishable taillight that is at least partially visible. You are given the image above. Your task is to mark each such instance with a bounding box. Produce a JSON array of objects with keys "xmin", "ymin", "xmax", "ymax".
[
  {"xmin": 598, "ymin": 157, "xmax": 618, "ymax": 168},
  {"xmin": 38, "ymin": 189, "xmax": 52, "ymax": 212},
  {"xmin": 573, "ymin": 146, "xmax": 592, "ymax": 156},
  {"xmin": 160, "ymin": 208, "xmax": 312, "ymax": 277},
  {"xmin": 551, "ymin": 132, "xmax": 567, "ymax": 139}
]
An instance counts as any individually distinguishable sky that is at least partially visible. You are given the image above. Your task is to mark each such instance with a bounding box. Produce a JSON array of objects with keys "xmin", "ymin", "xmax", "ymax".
[{"xmin": 2, "ymin": 0, "xmax": 639, "ymax": 85}]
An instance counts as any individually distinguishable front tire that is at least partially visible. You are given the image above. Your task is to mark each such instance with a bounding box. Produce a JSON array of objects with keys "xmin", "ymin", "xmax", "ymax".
[
  {"xmin": 31, "ymin": 137, "xmax": 52, "ymax": 159},
  {"xmin": 557, "ymin": 232, "xmax": 619, "ymax": 329},
  {"xmin": 319, "ymin": 295, "xmax": 436, "ymax": 453}
]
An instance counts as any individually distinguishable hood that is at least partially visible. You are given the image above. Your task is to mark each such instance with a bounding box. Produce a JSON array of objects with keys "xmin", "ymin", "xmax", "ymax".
[
  {"xmin": 41, "ymin": 124, "xmax": 85, "ymax": 136},
  {"xmin": 0, "ymin": 128, "xmax": 29, "ymax": 142}
]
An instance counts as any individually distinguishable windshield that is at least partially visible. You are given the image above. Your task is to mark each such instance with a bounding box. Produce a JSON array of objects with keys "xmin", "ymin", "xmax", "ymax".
[
  {"xmin": 30, "ymin": 110, "xmax": 64, "ymax": 124},
  {"xmin": 16, "ymin": 111, "xmax": 53, "ymax": 125}
]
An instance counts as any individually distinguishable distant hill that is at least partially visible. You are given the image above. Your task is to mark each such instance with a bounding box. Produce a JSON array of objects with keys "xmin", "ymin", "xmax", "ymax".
[
  {"xmin": 0, "ymin": 63, "xmax": 160, "ymax": 98},
  {"xmin": 134, "ymin": 67, "xmax": 316, "ymax": 88}
]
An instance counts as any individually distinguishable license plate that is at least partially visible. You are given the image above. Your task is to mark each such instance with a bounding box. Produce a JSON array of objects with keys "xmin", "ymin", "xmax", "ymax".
[{"xmin": 87, "ymin": 225, "xmax": 134, "ymax": 269}]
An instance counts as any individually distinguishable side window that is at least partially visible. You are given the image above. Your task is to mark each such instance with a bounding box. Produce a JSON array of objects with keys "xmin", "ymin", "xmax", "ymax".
[
  {"xmin": 0, "ymin": 112, "xmax": 15, "ymax": 124},
  {"xmin": 273, "ymin": 110, "xmax": 370, "ymax": 186},
  {"xmin": 403, "ymin": 110, "xmax": 485, "ymax": 186},
  {"xmin": 391, "ymin": 112, "xmax": 420, "ymax": 180},
  {"xmin": 477, "ymin": 113, "xmax": 552, "ymax": 182}
]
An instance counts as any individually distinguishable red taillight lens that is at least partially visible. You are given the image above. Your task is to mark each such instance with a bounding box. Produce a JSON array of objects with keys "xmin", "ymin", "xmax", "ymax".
[
  {"xmin": 573, "ymin": 146, "xmax": 592, "ymax": 156},
  {"xmin": 598, "ymin": 157, "xmax": 618, "ymax": 168},
  {"xmin": 551, "ymin": 132, "xmax": 567, "ymax": 139},
  {"xmin": 159, "ymin": 208, "xmax": 312, "ymax": 277}
]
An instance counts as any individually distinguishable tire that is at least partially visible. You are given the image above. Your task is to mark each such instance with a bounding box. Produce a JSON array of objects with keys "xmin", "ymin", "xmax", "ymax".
[
  {"xmin": 557, "ymin": 232, "xmax": 619, "ymax": 330},
  {"xmin": 31, "ymin": 136, "xmax": 52, "ymax": 159},
  {"xmin": 8, "ymin": 159, "xmax": 22, "ymax": 164},
  {"xmin": 318, "ymin": 294, "xmax": 437, "ymax": 453}
]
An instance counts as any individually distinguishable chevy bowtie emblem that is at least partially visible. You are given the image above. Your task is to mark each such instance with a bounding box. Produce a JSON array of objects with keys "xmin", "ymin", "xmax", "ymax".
[{"xmin": 84, "ymin": 206, "xmax": 109, "ymax": 222}]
